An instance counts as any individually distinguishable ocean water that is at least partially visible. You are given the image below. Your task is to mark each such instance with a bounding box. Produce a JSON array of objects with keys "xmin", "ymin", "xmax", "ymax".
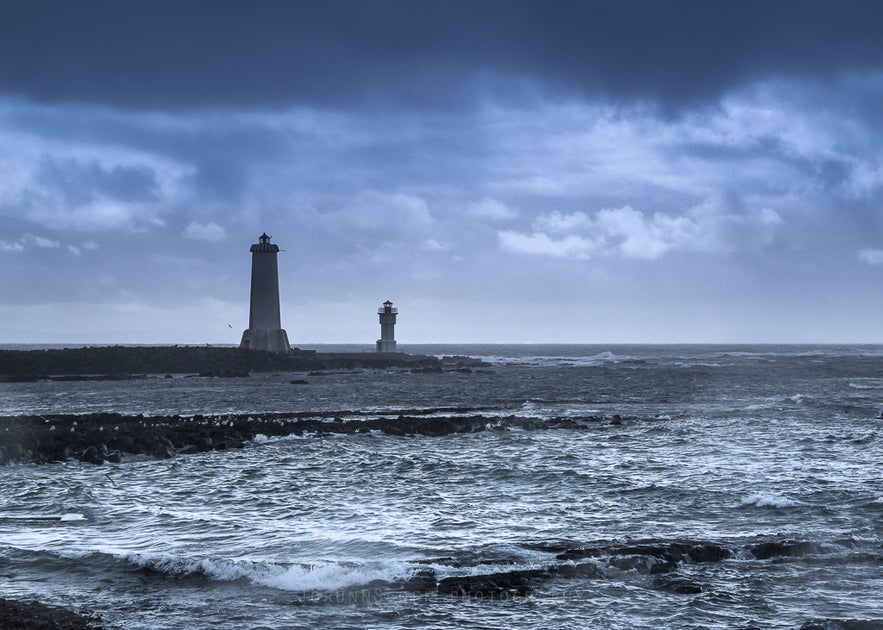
[{"xmin": 1, "ymin": 344, "xmax": 882, "ymax": 629}]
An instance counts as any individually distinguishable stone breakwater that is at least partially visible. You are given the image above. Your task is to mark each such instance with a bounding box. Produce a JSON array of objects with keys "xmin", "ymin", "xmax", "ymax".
[
  {"xmin": 0, "ymin": 411, "xmax": 625, "ymax": 465},
  {"xmin": 0, "ymin": 346, "xmax": 484, "ymax": 380}
]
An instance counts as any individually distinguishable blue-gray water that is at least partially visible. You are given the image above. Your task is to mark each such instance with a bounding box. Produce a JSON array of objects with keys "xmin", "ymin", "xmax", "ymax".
[{"xmin": 1, "ymin": 345, "xmax": 882, "ymax": 629}]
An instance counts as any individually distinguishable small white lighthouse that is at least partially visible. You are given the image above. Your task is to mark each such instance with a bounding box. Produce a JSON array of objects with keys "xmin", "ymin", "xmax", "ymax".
[
  {"xmin": 240, "ymin": 233, "xmax": 291, "ymax": 352},
  {"xmin": 376, "ymin": 300, "xmax": 398, "ymax": 353}
]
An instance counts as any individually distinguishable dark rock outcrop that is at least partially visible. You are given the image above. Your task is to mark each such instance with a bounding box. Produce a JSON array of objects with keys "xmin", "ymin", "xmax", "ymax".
[
  {"xmin": 749, "ymin": 541, "xmax": 819, "ymax": 559},
  {"xmin": 557, "ymin": 541, "xmax": 731, "ymax": 566},
  {"xmin": 400, "ymin": 569, "xmax": 438, "ymax": 592},
  {"xmin": 0, "ymin": 597, "xmax": 101, "ymax": 629},
  {"xmin": 78, "ymin": 445, "xmax": 104, "ymax": 465},
  {"xmin": 651, "ymin": 573, "xmax": 707, "ymax": 594},
  {"xmin": 436, "ymin": 569, "xmax": 548, "ymax": 597}
]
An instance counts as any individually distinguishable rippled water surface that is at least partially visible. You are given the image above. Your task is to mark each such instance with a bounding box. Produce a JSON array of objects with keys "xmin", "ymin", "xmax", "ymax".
[{"xmin": 2, "ymin": 345, "xmax": 882, "ymax": 629}]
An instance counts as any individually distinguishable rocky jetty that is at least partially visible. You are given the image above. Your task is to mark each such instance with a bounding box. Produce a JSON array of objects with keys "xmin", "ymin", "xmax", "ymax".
[
  {"xmin": 0, "ymin": 346, "xmax": 486, "ymax": 381},
  {"xmin": 0, "ymin": 411, "xmax": 625, "ymax": 465}
]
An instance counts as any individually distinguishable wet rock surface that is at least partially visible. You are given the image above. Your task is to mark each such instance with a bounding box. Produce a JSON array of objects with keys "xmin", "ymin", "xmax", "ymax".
[
  {"xmin": 0, "ymin": 597, "xmax": 102, "ymax": 629},
  {"xmin": 556, "ymin": 541, "xmax": 732, "ymax": 565},
  {"xmin": 436, "ymin": 569, "xmax": 546, "ymax": 597},
  {"xmin": 749, "ymin": 540, "xmax": 820, "ymax": 559},
  {"xmin": 651, "ymin": 573, "xmax": 707, "ymax": 594}
]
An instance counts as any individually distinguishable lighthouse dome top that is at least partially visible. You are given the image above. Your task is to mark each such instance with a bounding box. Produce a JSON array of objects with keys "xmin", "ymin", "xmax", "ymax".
[
  {"xmin": 250, "ymin": 232, "xmax": 280, "ymax": 253},
  {"xmin": 379, "ymin": 300, "xmax": 398, "ymax": 315}
]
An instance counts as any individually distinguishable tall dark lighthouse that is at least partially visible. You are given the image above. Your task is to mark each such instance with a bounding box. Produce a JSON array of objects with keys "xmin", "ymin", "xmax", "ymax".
[
  {"xmin": 240, "ymin": 233, "xmax": 291, "ymax": 352},
  {"xmin": 376, "ymin": 300, "xmax": 398, "ymax": 353}
]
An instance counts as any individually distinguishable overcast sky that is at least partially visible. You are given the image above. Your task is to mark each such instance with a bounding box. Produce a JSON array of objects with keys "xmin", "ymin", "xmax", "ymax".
[{"xmin": 1, "ymin": 0, "xmax": 882, "ymax": 344}]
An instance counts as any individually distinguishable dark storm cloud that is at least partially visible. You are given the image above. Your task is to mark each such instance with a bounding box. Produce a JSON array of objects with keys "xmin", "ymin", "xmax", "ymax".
[
  {"xmin": 1, "ymin": 0, "xmax": 881, "ymax": 110},
  {"xmin": 1, "ymin": 1, "xmax": 882, "ymax": 343}
]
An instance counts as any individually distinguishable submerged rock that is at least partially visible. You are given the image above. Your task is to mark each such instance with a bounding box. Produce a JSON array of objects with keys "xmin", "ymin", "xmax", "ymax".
[
  {"xmin": 198, "ymin": 370, "xmax": 250, "ymax": 378},
  {"xmin": 78, "ymin": 446, "xmax": 104, "ymax": 466},
  {"xmin": 437, "ymin": 569, "xmax": 547, "ymax": 597},
  {"xmin": 401, "ymin": 568, "xmax": 437, "ymax": 592},
  {"xmin": 411, "ymin": 366, "xmax": 443, "ymax": 374},
  {"xmin": 750, "ymin": 540, "xmax": 818, "ymax": 559},
  {"xmin": 651, "ymin": 573, "xmax": 707, "ymax": 594}
]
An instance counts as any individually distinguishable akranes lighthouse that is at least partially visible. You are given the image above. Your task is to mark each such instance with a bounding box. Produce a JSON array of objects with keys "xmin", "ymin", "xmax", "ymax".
[
  {"xmin": 240, "ymin": 233, "xmax": 291, "ymax": 352},
  {"xmin": 376, "ymin": 300, "xmax": 398, "ymax": 352}
]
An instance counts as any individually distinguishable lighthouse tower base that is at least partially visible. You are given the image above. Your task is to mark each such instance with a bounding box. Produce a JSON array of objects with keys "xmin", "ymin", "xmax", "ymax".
[
  {"xmin": 240, "ymin": 328, "xmax": 291, "ymax": 353},
  {"xmin": 376, "ymin": 339, "xmax": 397, "ymax": 353}
]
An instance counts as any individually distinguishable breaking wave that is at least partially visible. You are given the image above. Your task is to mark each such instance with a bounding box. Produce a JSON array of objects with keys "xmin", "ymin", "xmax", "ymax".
[
  {"xmin": 739, "ymin": 493, "xmax": 799, "ymax": 508},
  {"xmin": 7, "ymin": 547, "xmax": 415, "ymax": 593},
  {"xmin": 258, "ymin": 561, "xmax": 411, "ymax": 592}
]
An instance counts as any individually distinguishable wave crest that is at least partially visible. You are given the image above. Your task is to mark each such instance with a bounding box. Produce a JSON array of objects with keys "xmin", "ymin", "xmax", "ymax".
[
  {"xmin": 121, "ymin": 552, "xmax": 411, "ymax": 592},
  {"xmin": 739, "ymin": 493, "xmax": 797, "ymax": 508}
]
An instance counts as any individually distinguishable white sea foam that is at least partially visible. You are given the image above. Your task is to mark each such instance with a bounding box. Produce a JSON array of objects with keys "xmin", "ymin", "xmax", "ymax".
[
  {"xmin": 673, "ymin": 361, "xmax": 733, "ymax": 368},
  {"xmin": 739, "ymin": 493, "xmax": 797, "ymax": 508},
  {"xmin": 0, "ymin": 513, "xmax": 86, "ymax": 523},
  {"xmin": 848, "ymin": 381, "xmax": 882, "ymax": 390},
  {"xmin": 744, "ymin": 399, "xmax": 778, "ymax": 411},
  {"xmin": 520, "ymin": 400, "xmax": 545, "ymax": 412},
  {"xmin": 248, "ymin": 432, "xmax": 307, "ymax": 445},
  {"xmin": 59, "ymin": 513, "xmax": 86, "ymax": 522},
  {"xmin": 258, "ymin": 561, "xmax": 410, "ymax": 592}
]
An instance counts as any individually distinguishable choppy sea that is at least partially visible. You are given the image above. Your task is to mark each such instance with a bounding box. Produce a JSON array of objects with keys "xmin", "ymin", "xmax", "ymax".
[{"xmin": 1, "ymin": 344, "xmax": 882, "ymax": 629}]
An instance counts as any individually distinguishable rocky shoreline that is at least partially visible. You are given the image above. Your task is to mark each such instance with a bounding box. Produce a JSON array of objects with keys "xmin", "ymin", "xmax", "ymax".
[
  {"xmin": 0, "ymin": 410, "xmax": 624, "ymax": 466},
  {"xmin": 0, "ymin": 346, "xmax": 485, "ymax": 381}
]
